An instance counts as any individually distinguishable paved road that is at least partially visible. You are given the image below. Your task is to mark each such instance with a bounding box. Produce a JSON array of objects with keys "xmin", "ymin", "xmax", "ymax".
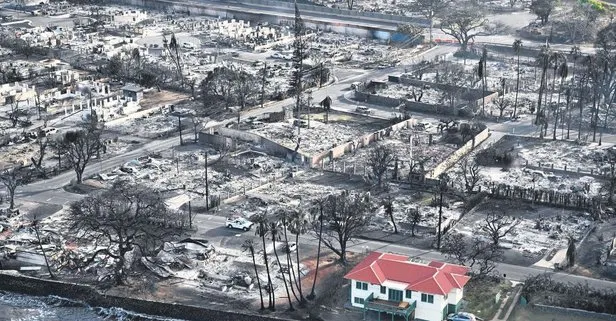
[{"xmin": 192, "ymin": 212, "xmax": 616, "ymax": 290}]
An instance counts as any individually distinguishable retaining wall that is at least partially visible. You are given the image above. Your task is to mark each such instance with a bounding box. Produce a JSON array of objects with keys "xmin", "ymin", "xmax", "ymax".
[
  {"xmin": 426, "ymin": 128, "xmax": 490, "ymax": 179},
  {"xmin": 0, "ymin": 272, "xmax": 293, "ymax": 321},
  {"xmin": 531, "ymin": 304, "xmax": 616, "ymax": 321},
  {"xmin": 310, "ymin": 118, "xmax": 416, "ymax": 166},
  {"xmin": 524, "ymin": 162, "xmax": 609, "ymax": 180},
  {"xmin": 215, "ymin": 127, "xmax": 309, "ymax": 163}
]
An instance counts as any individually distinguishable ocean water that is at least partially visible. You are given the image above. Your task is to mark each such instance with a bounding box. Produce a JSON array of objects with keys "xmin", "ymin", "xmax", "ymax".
[{"xmin": 0, "ymin": 292, "xmax": 186, "ymax": 321}]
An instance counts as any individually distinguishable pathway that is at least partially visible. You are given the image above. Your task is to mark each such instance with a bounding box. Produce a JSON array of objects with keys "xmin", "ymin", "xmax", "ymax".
[{"xmin": 491, "ymin": 286, "xmax": 522, "ymax": 321}]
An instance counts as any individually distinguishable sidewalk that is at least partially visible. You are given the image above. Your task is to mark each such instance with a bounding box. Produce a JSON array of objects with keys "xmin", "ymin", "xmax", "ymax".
[{"xmin": 491, "ymin": 285, "xmax": 522, "ymax": 321}]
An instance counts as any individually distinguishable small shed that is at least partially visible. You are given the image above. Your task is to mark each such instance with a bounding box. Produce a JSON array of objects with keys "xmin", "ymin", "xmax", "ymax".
[{"xmin": 121, "ymin": 84, "xmax": 144, "ymax": 102}]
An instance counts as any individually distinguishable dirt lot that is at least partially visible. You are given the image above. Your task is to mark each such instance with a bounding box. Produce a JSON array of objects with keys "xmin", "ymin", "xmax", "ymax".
[
  {"xmin": 453, "ymin": 199, "xmax": 593, "ymax": 266},
  {"xmin": 92, "ymin": 143, "xmax": 294, "ymax": 207},
  {"xmin": 573, "ymin": 218, "xmax": 616, "ymax": 280},
  {"xmin": 337, "ymin": 123, "xmax": 458, "ymax": 176},
  {"xmin": 448, "ymin": 135, "xmax": 609, "ymax": 198}
]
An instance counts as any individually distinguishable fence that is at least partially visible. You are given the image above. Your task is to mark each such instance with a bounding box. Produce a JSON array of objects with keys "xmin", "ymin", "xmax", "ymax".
[
  {"xmin": 482, "ymin": 182, "xmax": 596, "ymax": 211},
  {"xmin": 215, "ymin": 127, "xmax": 310, "ymax": 163},
  {"xmin": 531, "ymin": 304, "xmax": 616, "ymax": 321},
  {"xmin": 426, "ymin": 128, "xmax": 490, "ymax": 179},
  {"xmin": 524, "ymin": 161, "xmax": 609, "ymax": 180}
]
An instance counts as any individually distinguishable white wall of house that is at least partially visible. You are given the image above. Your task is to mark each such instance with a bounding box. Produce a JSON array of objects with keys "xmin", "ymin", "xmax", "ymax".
[
  {"xmin": 448, "ymin": 288, "xmax": 463, "ymax": 306},
  {"xmin": 414, "ymin": 292, "xmax": 447, "ymax": 321},
  {"xmin": 348, "ymin": 279, "xmax": 450, "ymax": 321}
]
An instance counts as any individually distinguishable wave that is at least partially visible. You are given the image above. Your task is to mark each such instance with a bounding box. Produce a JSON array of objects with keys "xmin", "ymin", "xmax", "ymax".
[{"xmin": 0, "ymin": 292, "xmax": 187, "ymax": 321}]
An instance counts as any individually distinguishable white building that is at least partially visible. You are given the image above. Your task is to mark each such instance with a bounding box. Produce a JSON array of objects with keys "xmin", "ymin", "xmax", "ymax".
[{"xmin": 345, "ymin": 252, "xmax": 470, "ymax": 321}]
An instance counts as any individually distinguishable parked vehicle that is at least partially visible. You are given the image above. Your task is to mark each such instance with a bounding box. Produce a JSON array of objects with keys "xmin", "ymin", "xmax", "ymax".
[
  {"xmin": 225, "ymin": 217, "xmax": 254, "ymax": 231},
  {"xmin": 447, "ymin": 312, "xmax": 479, "ymax": 321},
  {"xmin": 355, "ymin": 106, "xmax": 373, "ymax": 115},
  {"xmin": 282, "ymin": 242, "xmax": 297, "ymax": 253},
  {"xmin": 271, "ymin": 52, "xmax": 284, "ymax": 59}
]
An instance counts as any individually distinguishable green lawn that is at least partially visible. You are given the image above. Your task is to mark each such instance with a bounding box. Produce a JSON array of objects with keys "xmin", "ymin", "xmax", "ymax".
[{"xmin": 462, "ymin": 278, "xmax": 512, "ymax": 320}]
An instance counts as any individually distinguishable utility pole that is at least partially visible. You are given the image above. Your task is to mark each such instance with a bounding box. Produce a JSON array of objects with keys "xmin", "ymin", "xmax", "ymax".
[
  {"xmin": 437, "ymin": 174, "xmax": 448, "ymax": 250},
  {"xmin": 307, "ymin": 90, "xmax": 312, "ymax": 129},
  {"xmin": 178, "ymin": 115, "xmax": 183, "ymax": 146},
  {"xmin": 261, "ymin": 62, "xmax": 266, "ymax": 109},
  {"xmin": 205, "ymin": 153, "xmax": 209, "ymax": 211}
]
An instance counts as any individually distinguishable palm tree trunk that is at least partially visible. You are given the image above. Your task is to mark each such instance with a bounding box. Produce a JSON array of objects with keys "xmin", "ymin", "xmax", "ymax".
[
  {"xmin": 250, "ymin": 248, "xmax": 265, "ymax": 310},
  {"xmin": 295, "ymin": 232, "xmax": 306, "ymax": 303},
  {"xmin": 280, "ymin": 219, "xmax": 300, "ymax": 302},
  {"xmin": 592, "ymin": 87, "xmax": 599, "ymax": 142},
  {"xmin": 514, "ymin": 54, "xmax": 520, "ymax": 119},
  {"xmin": 536, "ymin": 66, "xmax": 548, "ymax": 126},
  {"xmin": 285, "ymin": 248, "xmax": 301, "ymax": 303},
  {"xmin": 273, "ymin": 236, "xmax": 294, "ymax": 311},
  {"xmin": 261, "ymin": 232, "xmax": 275, "ymax": 311},
  {"xmin": 308, "ymin": 211, "xmax": 323, "ymax": 300},
  {"xmin": 578, "ymin": 76, "xmax": 586, "ymax": 140}
]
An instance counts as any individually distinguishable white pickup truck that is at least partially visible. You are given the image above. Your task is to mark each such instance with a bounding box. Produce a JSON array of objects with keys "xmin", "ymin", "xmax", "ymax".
[{"xmin": 225, "ymin": 217, "xmax": 254, "ymax": 231}]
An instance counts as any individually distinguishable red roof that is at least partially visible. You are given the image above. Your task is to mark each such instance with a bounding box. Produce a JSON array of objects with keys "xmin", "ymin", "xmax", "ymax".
[{"xmin": 344, "ymin": 252, "xmax": 471, "ymax": 296}]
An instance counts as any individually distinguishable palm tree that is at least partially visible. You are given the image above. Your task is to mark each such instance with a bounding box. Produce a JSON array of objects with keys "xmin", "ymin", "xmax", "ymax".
[
  {"xmin": 289, "ymin": 206, "xmax": 310, "ymax": 304},
  {"xmin": 544, "ymin": 52, "xmax": 564, "ymax": 137},
  {"xmin": 479, "ymin": 48, "xmax": 488, "ymax": 116},
  {"xmin": 535, "ymin": 45, "xmax": 551, "ymax": 132},
  {"xmin": 578, "ymin": 55, "xmax": 593, "ymax": 140},
  {"xmin": 554, "ymin": 61, "xmax": 568, "ymax": 140},
  {"xmin": 566, "ymin": 46, "xmax": 580, "ymax": 140},
  {"xmin": 513, "ymin": 39, "xmax": 523, "ymax": 119},
  {"xmin": 254, "ymin": 214, "xmax": 275, "ymax": 311},
  {"xmin": 570, "ymin": 46, "xmax": 581, "ymax": 87},
  {"xmin": 270, "ymin": 221, "xmax": 295, "ymax": 311},
  {"xmin": 242, "ymin": 239, "xmax": 265, "ymax": 311},
  {"xmin": 275, "ymin": 209, "xmax": 300, "ymax": 303},
  {"xmin": 307, "ymin": 200, "xmax": 324, "ymax": 300}
]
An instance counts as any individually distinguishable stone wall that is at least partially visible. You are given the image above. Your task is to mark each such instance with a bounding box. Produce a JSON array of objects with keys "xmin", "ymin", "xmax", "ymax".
[
  {"xmin": 215, "ymin": 127, "xmax": 309, "ymax": 163},
  {"xmin": 198, "ymin": 132, "xmax": 236, "ymax": 149},
  {"xmin": 426, "ymin": 128, "xmax": 490, "ymax": 179},
  {"xmin": 310, "ymin": 118, "xmax": 416, "ymax": 166},
  {"xmin": 531, "ymin": 304, "xmax": 616, "ymax": 321},
  {"xmin": 0, "ymin": 272, "xmax": 293, "ymax": 321}
]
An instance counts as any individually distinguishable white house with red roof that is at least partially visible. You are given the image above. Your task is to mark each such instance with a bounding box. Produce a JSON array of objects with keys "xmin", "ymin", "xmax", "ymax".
[{"xmin": 344, "ymin": 252, "xmax": 471, "ymax": 321}]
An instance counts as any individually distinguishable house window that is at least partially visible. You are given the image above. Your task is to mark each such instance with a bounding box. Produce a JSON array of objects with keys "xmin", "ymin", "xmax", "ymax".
[
  {"xmin": 380, "ymin": 286, "xmax": 386, "ymax": 294},
  {"xmin": 355, "ymin": 281, "xmax": 368, "ymax": 290},
  {"xmin": 405, "ymin": 290, "xmax": 412, "ymax": 299},
  {"xmin": 421, "ymin": 293, "xmax": 434, "ymax": 303},
  {"xmin": 388, "ymin": 289, "xmax": 403, "ymax": 302},
  {"xmin": 354, "ymin": 297, "xmax": 365, "ymax": 304}
]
